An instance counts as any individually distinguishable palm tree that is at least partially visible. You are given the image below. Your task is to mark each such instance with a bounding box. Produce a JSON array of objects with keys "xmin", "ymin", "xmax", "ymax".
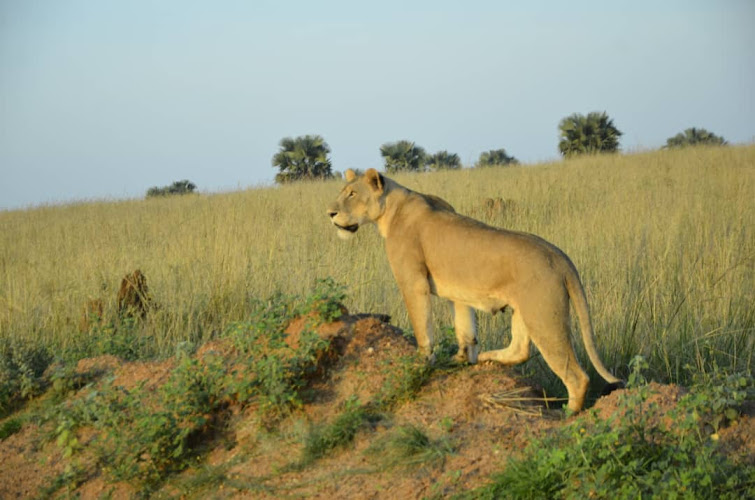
[
  {"xmin": 476, "ymin": 149, "xmax": 518, "ymax": 167},
  {"xmin": 272, "ymin": 135, "xmax": 333, "ymax": 183},
  {"xmin": 426, "ymin": 150, "xmax": 462, "ymax": 170},
  {"xmin": 558, "ymin": 112, "xmax": 622, "ymax": 157},
  {"xmin": 664, "ymin": 128, "xmax": 727, "ymax": 148},
  {"xmin": 380, "ymin": 141, "xmax": 427, "ymax": 173}
]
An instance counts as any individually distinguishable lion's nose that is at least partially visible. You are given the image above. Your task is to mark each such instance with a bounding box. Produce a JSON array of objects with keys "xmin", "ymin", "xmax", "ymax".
[{"xmin": 327, "ymin": 210, "xmax": 338, "ymax": 219}]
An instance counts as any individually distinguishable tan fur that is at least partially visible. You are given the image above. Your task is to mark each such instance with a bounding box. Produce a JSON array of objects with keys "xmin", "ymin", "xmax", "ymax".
[{"xmin": 327, "ymin": 169, "xmax": 620, "ymax": 412}]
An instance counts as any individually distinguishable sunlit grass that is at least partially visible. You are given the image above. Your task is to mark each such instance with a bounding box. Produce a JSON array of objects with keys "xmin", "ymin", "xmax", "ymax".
[{"xmin": 1, "ymin": 145, "xmax": 752, "ymax": 390}]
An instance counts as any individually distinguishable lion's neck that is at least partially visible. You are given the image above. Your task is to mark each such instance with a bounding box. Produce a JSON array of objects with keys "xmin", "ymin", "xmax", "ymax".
[{"xmin": 375, "ymin": 181, "xmax": 414, "ymax": 239}]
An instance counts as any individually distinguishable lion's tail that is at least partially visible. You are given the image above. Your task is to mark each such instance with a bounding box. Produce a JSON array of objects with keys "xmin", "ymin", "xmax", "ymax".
[{"xmin": 565, "ymin": 265, "xmax": 621, "ymax": 385}]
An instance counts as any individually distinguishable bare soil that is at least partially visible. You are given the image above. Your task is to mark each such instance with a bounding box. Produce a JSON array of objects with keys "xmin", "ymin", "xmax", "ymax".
[{"xmin": 1, "ymin": 313, "xmax": 751, "ymax": 499}]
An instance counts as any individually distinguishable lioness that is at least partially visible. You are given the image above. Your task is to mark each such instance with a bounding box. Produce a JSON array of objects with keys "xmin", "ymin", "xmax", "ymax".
[{"xmin": 327, "ymin": 169, "xmax": 621, "ymax": 412}]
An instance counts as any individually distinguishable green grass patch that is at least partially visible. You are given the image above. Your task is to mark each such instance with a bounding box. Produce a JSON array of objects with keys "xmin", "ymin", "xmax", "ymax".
[
  {"xmin": 367, "ymin": 424, "xmax": 455, "ymax": 470},
  {"xmin": 301, "ymin": 397, "xmax": 373, "ymax": 465},
  {"xmin": 0, "ymin": 416, "xmax": 23, "ymax": 440}
]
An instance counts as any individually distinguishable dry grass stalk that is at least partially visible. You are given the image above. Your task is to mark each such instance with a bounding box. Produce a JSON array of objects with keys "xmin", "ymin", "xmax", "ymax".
[{"xmin": 479, "ymin": 387, "xmax": 567, "ymax": 417}]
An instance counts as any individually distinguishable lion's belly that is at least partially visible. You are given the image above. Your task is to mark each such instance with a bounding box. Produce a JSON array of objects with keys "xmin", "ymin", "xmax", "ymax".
[{"xmin": 428, "ymin": 275, "xmax": 508, "ymax": 314}]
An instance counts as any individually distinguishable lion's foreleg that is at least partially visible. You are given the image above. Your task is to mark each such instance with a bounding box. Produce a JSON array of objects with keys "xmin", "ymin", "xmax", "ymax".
[
  {"xmin": 401, "ymin": 282, "xmax": 435, "ymax": 363},
  {"xmin": 453, "ymin": 303, "xmax": 478, "ymax": 363}
]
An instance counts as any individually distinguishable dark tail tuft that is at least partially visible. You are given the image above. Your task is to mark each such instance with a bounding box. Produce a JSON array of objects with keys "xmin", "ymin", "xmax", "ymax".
[{"xmin": 600, "ymin": 380, "xmax": 626, "ymax": 397}]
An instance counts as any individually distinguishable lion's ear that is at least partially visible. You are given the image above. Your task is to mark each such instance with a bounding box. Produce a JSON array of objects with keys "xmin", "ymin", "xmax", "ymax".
[
  {"xmin": 364, "ymin": 168, "xmax": 384, "ymax": 193},
  {"xmin": 345, "ymin": 169, "xmax": 357, "ymax": 182}
]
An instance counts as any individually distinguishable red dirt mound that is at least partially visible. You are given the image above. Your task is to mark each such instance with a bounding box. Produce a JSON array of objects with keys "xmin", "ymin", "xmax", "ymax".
[{"xmin": 1, "ymin": 312, "xmax": 751, "ymax": 499}]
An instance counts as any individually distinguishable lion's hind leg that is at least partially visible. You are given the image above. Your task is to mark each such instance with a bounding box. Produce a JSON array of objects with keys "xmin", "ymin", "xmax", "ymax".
[
  {"xmin": 478, "ymin": 311, "xmax": 531, "ymax": 365},
  {"xmin": 527, "ymin": 311, "xmax": 589, "ymax": 412}
]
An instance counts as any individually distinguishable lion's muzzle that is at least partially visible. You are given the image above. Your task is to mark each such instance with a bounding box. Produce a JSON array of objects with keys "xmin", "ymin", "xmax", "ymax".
[{"xmin": 327, "ymin": 208, "xmax": 360, "ymax": 238}]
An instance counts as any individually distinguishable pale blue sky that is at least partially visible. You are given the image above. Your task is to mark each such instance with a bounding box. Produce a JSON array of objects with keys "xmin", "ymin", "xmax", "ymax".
[{"xmin": 1, "ymin": 0, "xmax": 753, "ymax": 209}]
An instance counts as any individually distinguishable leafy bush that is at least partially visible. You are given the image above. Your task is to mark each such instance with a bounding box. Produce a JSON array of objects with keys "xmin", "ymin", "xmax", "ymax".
[
  {"xmin": 300, "ymin": 277, "xmax": 347, "ymax": 323},
  {"xmin": 246, "ymin": 328, "xmax": 329, "ymax": 426},
  {"xmin": 0, "ymin": 339, "xmax": 53, "ymax": 416},
  {"xmin": 224, "ymin": 287, "xmax": 335, "ymax": 426},
  {"xmin": 459, "ymin": 357, "xmax": 754, "ymax": 499}
]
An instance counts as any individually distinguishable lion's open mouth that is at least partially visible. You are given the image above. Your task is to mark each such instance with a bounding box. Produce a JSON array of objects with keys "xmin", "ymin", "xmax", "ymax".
[{"xmin": 334, "ymin": 222, "xmax": 359, "ymax": 233}]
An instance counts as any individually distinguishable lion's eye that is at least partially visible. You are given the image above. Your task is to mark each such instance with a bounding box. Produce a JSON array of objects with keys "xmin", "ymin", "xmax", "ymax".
[{"xmin": 347, "ymin": 191, "xmax": 356, "ymax": 198}]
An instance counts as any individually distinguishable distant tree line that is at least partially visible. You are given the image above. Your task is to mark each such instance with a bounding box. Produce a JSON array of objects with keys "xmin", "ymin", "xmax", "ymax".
[
  {"xmin": 146, "ymin": 180, "xmax": 197, "ymax": 198},
  {"xmin": 271, "ymin": 116, "xmax": 728, "ymax": 184}
]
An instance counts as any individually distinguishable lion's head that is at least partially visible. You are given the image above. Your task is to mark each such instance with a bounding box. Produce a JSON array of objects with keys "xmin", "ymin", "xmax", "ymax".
[{"xmin": 326, "ymin": 168, "xmax": 386, "ymax": 240}]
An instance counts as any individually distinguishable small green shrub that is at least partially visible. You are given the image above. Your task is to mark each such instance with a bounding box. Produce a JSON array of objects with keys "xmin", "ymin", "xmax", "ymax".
[
  {"xmin": 228, "ymin": 292, "xmax": 297, "ymax": 355},
  {"xmin": 0, "ymin": 339, "xmax": 53, "ymax": 416},
  {"xmin": 226, "ymin": 319, "xmax": 330, "ymax": 426},
  {"xmin": 301, "ymin": 278, "xmax": 347, "ymax": 322},
  {"xmin": 682, "ymin": 366, "xmax": 753, "ymax": 433},
  {"xmin": 46, "ymin": 362, "xmax": 99, "ymax": 404}
]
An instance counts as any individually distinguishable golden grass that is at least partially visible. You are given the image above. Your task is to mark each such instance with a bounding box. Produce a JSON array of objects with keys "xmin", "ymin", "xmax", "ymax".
[{"xmin": 1, "ymin": 145, "xmax": 753, "ymax": 382}]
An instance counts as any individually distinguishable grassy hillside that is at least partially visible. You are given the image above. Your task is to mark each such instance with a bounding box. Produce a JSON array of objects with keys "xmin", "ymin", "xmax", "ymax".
[
  {"xmin": 1, "ymin": 145, "xmax": 753, "ymax": 389},
  {"xmin": 0, "ymin": 146, "xmax": 753, "ymax": 498}
]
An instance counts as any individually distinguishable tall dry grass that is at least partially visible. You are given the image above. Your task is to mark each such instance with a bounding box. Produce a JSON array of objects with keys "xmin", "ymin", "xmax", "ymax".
[{"xmin": 1, "ymin": 145, "xmax": 752, "ymax": 385}]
